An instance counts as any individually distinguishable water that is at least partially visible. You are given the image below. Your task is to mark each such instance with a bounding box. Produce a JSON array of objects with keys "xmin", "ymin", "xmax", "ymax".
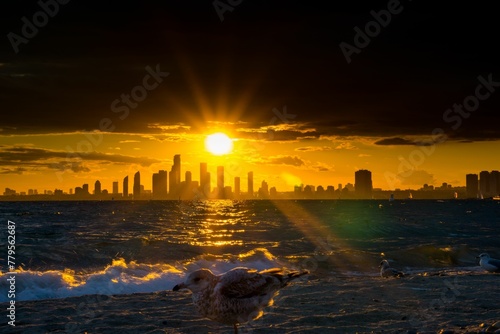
[{"xmin": 0, "ymin": 199, "xmax": 499, "ymax": 302}]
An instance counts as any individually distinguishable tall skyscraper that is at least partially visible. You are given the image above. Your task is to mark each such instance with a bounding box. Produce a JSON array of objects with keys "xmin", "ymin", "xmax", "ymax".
[
  {"xmin": 234, "ymin": 177, "xmax": 240, "ymax": 198},
  {"xmin": 479, "ymin": 171, "xmax": 490, "ymax": 197},
  {"xmin": 466, "ymin": 174, "xmax": 479, "ymax": 198},
  {"xmin": 123, "ymin": 176, "xmax": 129, "ymax": 198},
  {"xmin": 169, "ymin": 154, "xmax": 181, "ymax": 195},
  {"xmin": 248, "ymin": 171, "xmax": 254, "ymax": 197},
  {"xmin": 168, "ymin": 170, "xmax": 176, "ymax": 197},
  {"xmin": 94, "ymin": 180, "xmax": 101, "ymax": 195},
  {"xmin": 490, "ymin": 170, "xmax": 499, "ymax": 196},
  {"xmin": 217, "ymin": 166, "xmax": 224, "ymax": 198},
  {"xmin": 173, "ymin": 154, "xmax": 181, "ymax": 184},
  {"xmin": 206, "ymin": 172, "xmax": 211, "ymax": 197},
  {"xmin": 185, "ymin": 171, "xmax": 192, "ymax": 184},
  {"xmin": 355, "ymin": 169, "xmax": 372, "ymax": 198},
  {"xmin": 200, "ymin": 162, "xmax": 209, "ymax": 196},
  {"xmin": 259, "ymin": 180, "xmax": 269, "ymax": 197},
  {"xmin": 152, "ymin": 170, "xmax": 167, "ymax": 199},
  {"xmin": 112, "ymin": 181, "xmax": 119, "ymax": 194},
  {"xmin": 82, "ymin": 184, "xmax": 89, "ymax": 194},
  {"xmin": 133, "ymin": 171, "xmax": 141, "ymax": 199}
]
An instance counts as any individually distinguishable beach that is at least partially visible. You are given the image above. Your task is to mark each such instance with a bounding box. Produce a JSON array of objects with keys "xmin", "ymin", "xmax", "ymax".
[{"xmin": 4, "ymin": 271, "xmax": 499, "ymax": 334}]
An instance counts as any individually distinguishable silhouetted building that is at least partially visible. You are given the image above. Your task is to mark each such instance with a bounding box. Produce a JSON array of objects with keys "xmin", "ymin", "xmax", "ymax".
[
  {"xmin": 169, "ymin": 155, "xmax": 181, "ymax": 196},
  {"xmin": 3, "ymin": 188, "xmax": 16, "ymax": 196},
  {"xmin": 200, "ymin": 162, "xmax": 209, "ymax": 197},
  {"xmin": 180, "ymin": 171, "xmax": 193, "ymax": 200},
  {"xmin": 355, "ymin": 169, "xmax": 372, "ymax": 198},
  {"xmin": 259, "ymin": 180, "xmax": 269, "ymax": 198},
  {"xmin": 490, "ymin": 170, "xmax": 500, "ymax": 196},
  {"xmin": 112, "ymin": 181, "xmax": 119, "ymax": 195},
  {"xmin": 248, "ymin": 172, "xmax": 254, "ymax": 197},
  {"xmin": 168, "ymin": 171, "xmax": 175, "ymax": 197},
  {"xmin": 152, "ymin": 170, "xmax": 168, "ymax": 199},
  {"xmin": 217, "ymin": 166, "xmax": 224, "ymax": 198},
  {"xmin": 94, "ymin": 180, "xmax": 101, "ymax": 195},
  {"xmin": 466, "ymin": 174, "xmax": 479, "ymax": 198},
  {"xmin": 123, "ymin": 176, "xmax": 129, "ymax": 198},
  {"xmin": 82, "ymin": 184, "xmax": 89, "ymax": 194},
  {"xmin": 303, "ymin": 185, "xmax": 314, "ymax": 197},
  {"xmin": 479, "ymin": 171, "xmax": 490, "ymax": 197},
  {"xmin": 234, "ymin": 177, "xmax": 240, "ymax": 198},
  {"xmin": 224, "ymin": 186, "xmax": 233, "ymax": 199},
  {"xmin": 293, "ymin": 184, "xmax": 303, "ymax": 198},
  {"xmin": 206, "ymin": 172, "xmax": 211, "ymax": 197},
  {"xmin": 133, "ymin": 171, "xmax": 141, "ymax": 199}
]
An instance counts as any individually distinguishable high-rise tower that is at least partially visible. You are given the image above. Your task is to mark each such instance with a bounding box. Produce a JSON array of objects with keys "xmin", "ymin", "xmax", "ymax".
[
  {"xmin": 133, "ymin": 171, "xmax": 141, "ymax": 199},
  {"xmin": 354, "ymin": 169, "xmax": 372, "ymax": 199}
]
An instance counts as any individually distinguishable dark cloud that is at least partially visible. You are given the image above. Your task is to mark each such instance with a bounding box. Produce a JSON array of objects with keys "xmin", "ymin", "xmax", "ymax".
[
  {"xmin": 0, "ymin": 167, "xmax": 26, "ymax": 174},
  {"xmin": 295, "ymin": 146, "xmax": 332, "ymax": 152},
  {"xmin": 0, "ymin": 1, "xmax": 499, "ymax": 140},
  {"xmin": 262, "ymin": 155, "xmax": 305, "ymax": 167},
  {"xmin": 0, "ymin": 146, "xmax": 160, "ymax": 174},
  {"xmin": 374, "ymin": 137, "xmax": 418, "ymax": 146}
]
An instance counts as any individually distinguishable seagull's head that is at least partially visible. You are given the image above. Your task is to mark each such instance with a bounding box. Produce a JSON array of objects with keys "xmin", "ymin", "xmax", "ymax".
[
  {"xmin": 173, "ymin": 269, "xmax": 215, "ymax": 293},
  {"xmin": 477, "ymin": 253, "xmax": 490, "ymax": 261},
  {"xmin": 379, "ymin": 260, "xmax": 390, "ymax": 269}
]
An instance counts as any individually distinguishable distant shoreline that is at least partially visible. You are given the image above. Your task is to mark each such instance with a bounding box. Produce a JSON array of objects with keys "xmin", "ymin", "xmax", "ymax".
[{"xmin": 1, "ymin": 196, "xmax": 497, "ymax": 202}]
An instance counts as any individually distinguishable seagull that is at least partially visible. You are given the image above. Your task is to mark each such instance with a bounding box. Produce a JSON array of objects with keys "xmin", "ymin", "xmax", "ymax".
[
  {"xmin": 172, "ymin": 267, "xmax": 309, "ymax": 333},
  {"xmin": 379, "ymin": 260, "xmax": 405, "ymax": 277},
  {"xmin": 476, "ymin": 253, "xmax": 500, "ymax": 273}
]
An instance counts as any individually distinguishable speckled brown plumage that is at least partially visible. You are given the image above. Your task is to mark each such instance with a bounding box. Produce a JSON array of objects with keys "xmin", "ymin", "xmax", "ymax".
[{"xmin": 173, "ymin": 267, "xmax": 308, "ymax": 333}]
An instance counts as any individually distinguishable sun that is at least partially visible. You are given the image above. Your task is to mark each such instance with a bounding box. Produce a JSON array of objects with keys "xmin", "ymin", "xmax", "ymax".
[{"xmin": 205, "ymin": 132, "xmax": 233, "ymax": 155}]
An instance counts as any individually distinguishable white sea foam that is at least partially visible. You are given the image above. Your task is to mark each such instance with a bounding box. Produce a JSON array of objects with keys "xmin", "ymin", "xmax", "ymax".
[{"xmin": 0, "ymin": 248, "xmax": 286, "ymax": 302}]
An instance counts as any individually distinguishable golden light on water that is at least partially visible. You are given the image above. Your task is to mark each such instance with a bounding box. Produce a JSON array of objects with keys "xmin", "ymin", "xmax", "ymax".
[{"xmin": 205, "ymin": 132, "xmax": 233, "ymax": 155}]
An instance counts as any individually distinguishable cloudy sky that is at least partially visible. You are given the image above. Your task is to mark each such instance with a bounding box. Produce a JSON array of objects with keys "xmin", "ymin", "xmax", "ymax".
[{"xmin": 1, "ymin": 1, "xmax": 499, "ymax": 193}]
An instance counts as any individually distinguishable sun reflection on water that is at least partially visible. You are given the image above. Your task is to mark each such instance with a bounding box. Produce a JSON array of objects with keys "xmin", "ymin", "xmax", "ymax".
[{"xmin": 177, "ymin": 200, "xmax": 248, "ymax": 248}]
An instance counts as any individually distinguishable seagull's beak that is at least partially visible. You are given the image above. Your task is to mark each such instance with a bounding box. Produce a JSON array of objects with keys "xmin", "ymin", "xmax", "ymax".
[{"xmin": 173, "ymin": 283, "xmax": 186, "ymax": 291}]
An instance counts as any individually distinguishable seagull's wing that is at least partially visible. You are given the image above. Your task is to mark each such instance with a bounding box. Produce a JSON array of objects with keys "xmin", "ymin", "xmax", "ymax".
[
  {"xmin": 382, "ymin": 267, "xmax": 404, "ymax": 277},
  {"xmin": 390, "ymin": 268, "xmax": 405, "ymax": 276},
  {"xmin": 488, "ymin": 258, "xmax": 500, "ymax": 269},
  {"xmin": 215, "ymin": 267, "xmax": 280, "ymax": 299}
]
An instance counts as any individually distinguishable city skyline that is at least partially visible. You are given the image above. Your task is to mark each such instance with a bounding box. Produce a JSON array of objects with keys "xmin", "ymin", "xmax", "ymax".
[
  {"xmin": 1, "ymin": 3, "xmax": 500, "ymax": 195},
  {"xmin": 3, "ymin": 153, "xmax": 499, "ymax": 200}
]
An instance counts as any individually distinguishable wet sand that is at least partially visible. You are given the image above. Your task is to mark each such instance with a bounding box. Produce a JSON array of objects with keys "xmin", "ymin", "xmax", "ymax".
[{"xmin": 3, "ymin": 272, "xmax": 499, "ymax": 334}]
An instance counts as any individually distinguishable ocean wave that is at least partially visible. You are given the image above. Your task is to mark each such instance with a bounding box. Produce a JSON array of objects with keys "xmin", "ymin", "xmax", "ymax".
[{"xmin": 0, "ymin": 248, "xmax": 286, "ymax": 302}]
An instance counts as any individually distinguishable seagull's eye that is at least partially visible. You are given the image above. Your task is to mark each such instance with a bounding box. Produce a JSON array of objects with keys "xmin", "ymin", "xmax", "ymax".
[{"xmin": 194, "ymin": 277, "xmax": 201, "ymax": 282}]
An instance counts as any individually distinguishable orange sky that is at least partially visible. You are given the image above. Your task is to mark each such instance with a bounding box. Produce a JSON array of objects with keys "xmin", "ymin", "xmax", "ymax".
[{"xmin": 2, "ymin": 128, "xmax": 499, "ymax": 194}]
